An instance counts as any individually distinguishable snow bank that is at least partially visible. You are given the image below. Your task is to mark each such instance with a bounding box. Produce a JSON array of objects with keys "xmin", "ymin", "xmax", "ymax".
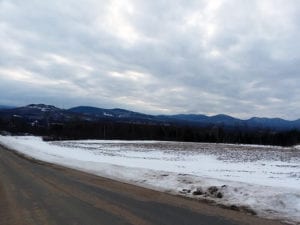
[{"xmin": 0, "ymin": 135, "xmax": 299, "ymax": 224}]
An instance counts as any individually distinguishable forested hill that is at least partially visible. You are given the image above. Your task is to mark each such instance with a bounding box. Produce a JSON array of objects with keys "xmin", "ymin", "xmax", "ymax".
[{"xmin": 1, "ymin": 104, "xmax": 300, "ymax": 146}]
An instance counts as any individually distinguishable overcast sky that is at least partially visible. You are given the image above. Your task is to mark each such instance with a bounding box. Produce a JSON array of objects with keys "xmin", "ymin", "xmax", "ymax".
[{"xmin": 0, "ymin": 0, "xmax": 300, "ymax": 119}]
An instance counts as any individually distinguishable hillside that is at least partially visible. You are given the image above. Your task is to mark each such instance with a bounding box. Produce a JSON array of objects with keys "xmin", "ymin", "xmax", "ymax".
[{"xmin": 1, "ymin": 104, "xmax": 300, "ymax": 146}]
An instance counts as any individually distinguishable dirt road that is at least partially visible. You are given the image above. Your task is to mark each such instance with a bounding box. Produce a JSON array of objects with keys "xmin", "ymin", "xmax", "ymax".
[{"xmin": 0, "ymin": 145, "xmax": 284, "ymax": 225}]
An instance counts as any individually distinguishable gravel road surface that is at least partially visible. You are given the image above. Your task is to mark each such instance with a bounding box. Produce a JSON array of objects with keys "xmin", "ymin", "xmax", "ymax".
[{"xmin": 0, "ymin": 146, "xmax": 284, "ymax": 225}]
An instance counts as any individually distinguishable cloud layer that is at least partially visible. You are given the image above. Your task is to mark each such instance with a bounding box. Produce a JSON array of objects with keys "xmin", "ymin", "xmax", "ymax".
[{"xmin": 0, "ymin": 0, "xmax": 300, "ymax": 119}]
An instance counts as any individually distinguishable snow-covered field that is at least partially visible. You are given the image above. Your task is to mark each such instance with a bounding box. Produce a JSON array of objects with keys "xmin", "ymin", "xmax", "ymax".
[{"xmin": 0, "ymin": 136, "xmax": 299, "ymax": 224}]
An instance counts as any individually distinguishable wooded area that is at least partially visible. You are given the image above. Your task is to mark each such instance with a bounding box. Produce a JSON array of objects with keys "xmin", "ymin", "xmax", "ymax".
[{"xmin": 1, "ymin": 117, "xmax": 300, "ymax": 146}]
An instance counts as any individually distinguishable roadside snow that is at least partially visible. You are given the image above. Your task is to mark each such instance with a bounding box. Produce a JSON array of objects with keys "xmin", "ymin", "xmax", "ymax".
[{"xmin": 0, "ymin": 135, "xmax": 299, "ymax": 224}]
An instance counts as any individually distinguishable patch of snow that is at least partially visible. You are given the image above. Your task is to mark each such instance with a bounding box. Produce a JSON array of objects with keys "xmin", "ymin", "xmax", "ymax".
[
  {"xmin": 28, "ymin": 104, "xmax": 56, "ymax": 112},
  {"xmin": 29, "ymin": 105, "xmax": 45, "ymax": 110},
  {"xmin": 0, "ymin": 136, "xmax": 299, "ymax": 224},
  {"xmin": 103, "ymin": 112, "xmax": 114, "ymax": 117}
]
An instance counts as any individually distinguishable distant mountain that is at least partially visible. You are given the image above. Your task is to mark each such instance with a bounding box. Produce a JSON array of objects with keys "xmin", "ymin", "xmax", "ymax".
[
  {"xmin": 0, "ymin": 105, "xmax": 15, "ymax": 109},
  {"xmin": 170, "ymin": 114, "xmax": 243, "ymax": 126},
  {"xmin": 0, "ymin": 104, "xmax": 77, "ymax": 125},
  {"xmin": 68, "ymin": 106, "xmax": 166, "ymax": 124},
  {"xmin": 69, "ymin": 106, "xmax": 146, "ymax": 118},
  {"xmin": 245, "ymin": 117, "xmax": 300, "ymax": 130},
  {"xmin": 166, "ymin": 114, "xmax": 209, "ymax": 122},
  {"xmin": 170, "ymin": 114, "xmax": 300, "ymax": 130},
  {"xmin": 1, "ymin": 104, "xmax": 300, "ymax": 131}
]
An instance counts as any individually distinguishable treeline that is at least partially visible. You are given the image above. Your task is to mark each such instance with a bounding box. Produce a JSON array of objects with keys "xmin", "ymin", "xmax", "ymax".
[{"xmin": 1, "ymin": 117, "xmax": 300, "ymax": 146}]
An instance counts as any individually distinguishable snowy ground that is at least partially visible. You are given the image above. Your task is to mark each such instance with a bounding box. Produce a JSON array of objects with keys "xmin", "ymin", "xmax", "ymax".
[{"xmin": 0, "ymin": 136, "xmax": 299, "ymax": 224}]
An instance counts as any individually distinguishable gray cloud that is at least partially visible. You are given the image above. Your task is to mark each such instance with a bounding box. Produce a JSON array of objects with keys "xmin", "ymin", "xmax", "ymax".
[{"xmin": 0, "ymin": 0, "xmax": 300, "ymax": 119}]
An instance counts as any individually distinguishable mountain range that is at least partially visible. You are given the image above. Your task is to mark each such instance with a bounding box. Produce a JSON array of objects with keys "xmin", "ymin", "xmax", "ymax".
[{"xmin": 1, "ymin": 104, "xmax": 300, "ymax": 131}]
